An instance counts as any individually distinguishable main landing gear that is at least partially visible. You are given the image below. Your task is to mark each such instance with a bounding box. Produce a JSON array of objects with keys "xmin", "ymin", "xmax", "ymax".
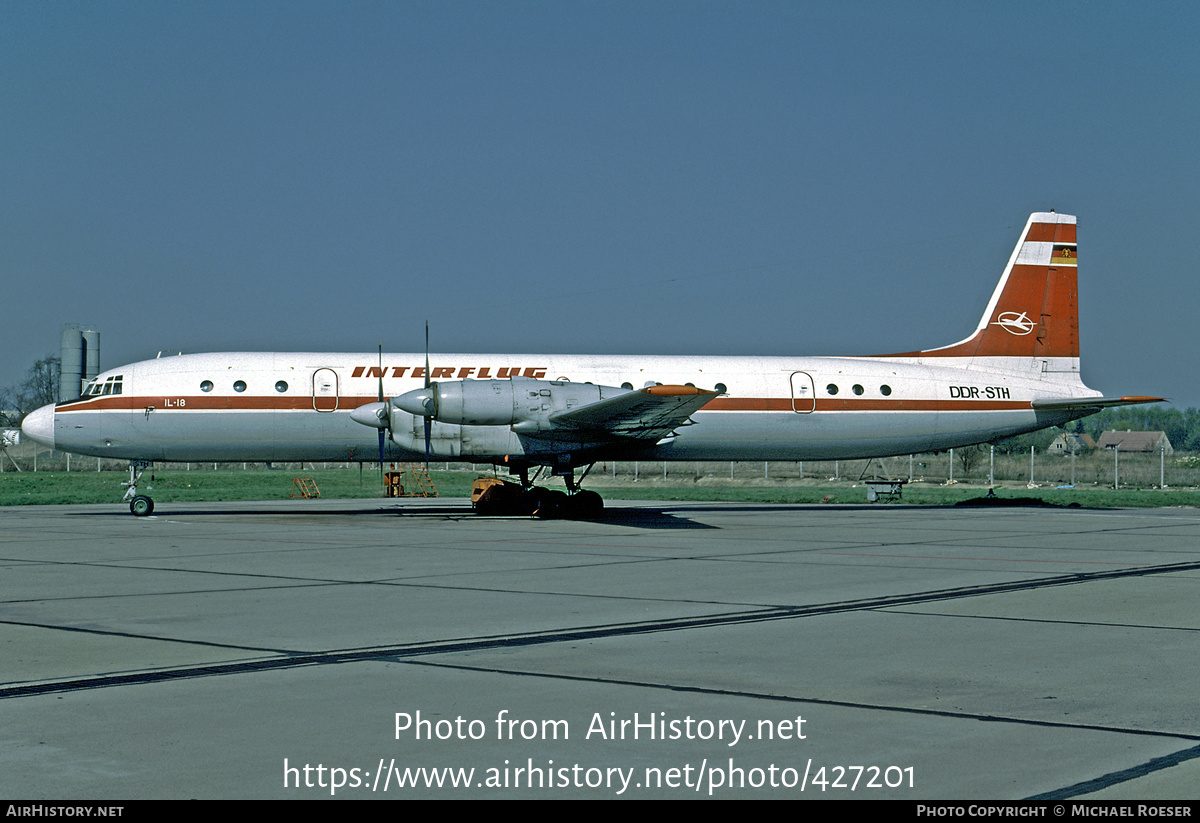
[
  {"xmin": 123, "ymin": 460, "xmax": 154, "ymax": 516},
  {"xmin": 471, "ymin": 465, "xmax": 604, "ymax": 519}
]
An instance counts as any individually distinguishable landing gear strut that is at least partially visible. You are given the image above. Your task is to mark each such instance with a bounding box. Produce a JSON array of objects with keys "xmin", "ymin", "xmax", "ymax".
[{"xmin": 123, "ymin": 460, "xmax": 155, "ymax": 516}]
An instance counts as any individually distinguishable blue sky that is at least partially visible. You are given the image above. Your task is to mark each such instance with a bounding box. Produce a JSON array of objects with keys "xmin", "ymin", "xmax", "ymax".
[{"xmin": 3, "ymin": 1, "xmax": 1197, "ymax": 407}]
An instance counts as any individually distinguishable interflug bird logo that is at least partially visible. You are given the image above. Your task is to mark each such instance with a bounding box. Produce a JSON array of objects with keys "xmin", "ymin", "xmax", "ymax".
[{"xmin": 992, "ymin": 311, "xmax": 1036, "ymax": 336}]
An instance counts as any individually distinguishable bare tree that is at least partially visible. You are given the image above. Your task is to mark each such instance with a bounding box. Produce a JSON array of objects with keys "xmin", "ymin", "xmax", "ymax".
[
  {"xmin": 23, "ymin": 355, "xmax": 60, "ymax": 407},
  {"xmin": 957, "ymin": 444, "xmax": 984, "ymax": 477},
  {"xmin": 0, "ymin": 355, "xmax": 60, "ymax": 424},
  {"xmin": 0, "ymin": 385, "xmax": 20, "ymax": 427}
]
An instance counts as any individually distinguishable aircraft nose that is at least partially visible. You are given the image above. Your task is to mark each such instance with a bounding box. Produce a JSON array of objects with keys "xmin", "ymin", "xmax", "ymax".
[{"xmin": 21, "ymin": 402, "xmax": 55, "ymax": 449}]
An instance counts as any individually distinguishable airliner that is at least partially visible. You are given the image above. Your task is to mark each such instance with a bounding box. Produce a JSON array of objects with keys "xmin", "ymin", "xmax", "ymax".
[{"xmin": 20, "ymin": 212, "xmax": 1160, "ymax": 516}]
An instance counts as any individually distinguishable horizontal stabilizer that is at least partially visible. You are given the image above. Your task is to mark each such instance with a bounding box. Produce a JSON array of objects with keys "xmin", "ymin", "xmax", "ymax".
[{"xmin": 1030, "ymin": 395, "xmax": 1165, "ymax": 411}]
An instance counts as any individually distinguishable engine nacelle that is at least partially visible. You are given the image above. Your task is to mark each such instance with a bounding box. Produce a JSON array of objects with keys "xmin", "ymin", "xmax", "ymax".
[{"xmin": 392, "ymin": 376, "xmax": 629, "ymax": 427}]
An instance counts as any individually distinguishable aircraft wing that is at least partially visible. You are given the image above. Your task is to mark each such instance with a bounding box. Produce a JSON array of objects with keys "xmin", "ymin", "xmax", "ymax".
[
  {"xmin": 1031, "ymin": 395, "xmax": 1165, "ymax": 411},
  {"xmin": 546, "ymin": 385, "xmax": 722, "ymax": 441}
]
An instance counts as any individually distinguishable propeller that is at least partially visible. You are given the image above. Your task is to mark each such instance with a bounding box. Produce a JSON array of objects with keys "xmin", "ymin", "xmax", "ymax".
[
  {"xmin": 377, "ymin": 342, "xmax": 386, "ymax": 484},
  {"xmin": 424, "ymin": 321, "xmax": 432, "ymax": 470},
  {"xmin": 358, "ymin": 326, "xmax": 435, "ymax": 471}
]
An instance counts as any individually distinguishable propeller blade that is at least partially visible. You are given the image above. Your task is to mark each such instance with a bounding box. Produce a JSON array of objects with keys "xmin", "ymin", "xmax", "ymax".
[
  {"xmin": 424, "ymin": 321, "xmax": 431, "ymax": 469},
  {"xmin": 378, "ymin": 428, "xmax": 386, "ymax": 481},
  {"xmin": 378, "ymin": 343, "xmax": 385, "ymax": 484},
  {"xmin": 378, "ymin": 343, "xmax": 385, "ymax": 402}
]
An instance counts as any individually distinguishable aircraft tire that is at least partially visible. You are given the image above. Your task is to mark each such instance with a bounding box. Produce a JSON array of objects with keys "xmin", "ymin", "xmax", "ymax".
[
  {"xmin": 569, "ymin": 490, "xmax": 604, "ymax": 519},
  {"xmin": 528, "ymin": 488, "xmax": 567, "ymax": 519},
  {"xmin": 517, "ymin": 488, "xmax": 543, "ymax": 517},
  {"xmin": 129, "ymin": 495, "xmax": 154, "ymax": 517},
  {"xmin": 541, "ymin": 489, "xmax": 568, "ymax": 518}
]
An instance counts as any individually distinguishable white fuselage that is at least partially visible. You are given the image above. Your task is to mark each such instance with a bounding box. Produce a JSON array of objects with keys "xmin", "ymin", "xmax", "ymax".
[
  {"xmin": 36, "ymin": 349, "xmax": 1096, "ymax": 465},
  {"xmin": 23, "ymin": 212, "xmax": 1142, "ymax": 476}
]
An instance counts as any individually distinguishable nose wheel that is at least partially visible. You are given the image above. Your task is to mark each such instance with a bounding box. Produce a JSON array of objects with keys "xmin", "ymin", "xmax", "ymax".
[{"xmin": 122, "ymin": 461, "xmax": 155, "ymax": 516}]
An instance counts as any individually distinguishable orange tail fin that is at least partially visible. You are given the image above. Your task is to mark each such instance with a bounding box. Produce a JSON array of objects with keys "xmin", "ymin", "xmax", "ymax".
[{"xmin": 906, "ymin": 212, "xmax": 1080, "ymax": 373}]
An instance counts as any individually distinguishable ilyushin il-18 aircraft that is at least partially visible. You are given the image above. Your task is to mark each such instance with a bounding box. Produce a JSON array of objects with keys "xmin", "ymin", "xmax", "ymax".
[{"xmin": 21, "ymin": 212, "xmax": 1161, "ymax": 517}]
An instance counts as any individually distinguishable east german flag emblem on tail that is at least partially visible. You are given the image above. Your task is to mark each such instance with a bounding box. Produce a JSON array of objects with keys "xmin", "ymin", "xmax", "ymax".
[{"xmin": 1051, "ymin": 245, "xmax": 1077, "ymax": 265}]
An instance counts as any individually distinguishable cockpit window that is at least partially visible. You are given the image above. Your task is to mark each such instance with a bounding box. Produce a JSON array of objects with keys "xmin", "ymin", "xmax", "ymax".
[{"xmin": 87, "ymin": 375, "xmax": 123, "ymax": 396}]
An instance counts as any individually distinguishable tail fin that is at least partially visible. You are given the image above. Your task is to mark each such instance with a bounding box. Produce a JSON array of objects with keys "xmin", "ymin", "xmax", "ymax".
[{"xmin": 908, "ymin": 212, "xmax": 1080, "ymax": 374}]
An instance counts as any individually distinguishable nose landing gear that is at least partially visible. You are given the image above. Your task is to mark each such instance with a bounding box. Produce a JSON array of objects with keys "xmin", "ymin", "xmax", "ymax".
[{"xmin": 123, "ymin": 461, "xmax": 155, "ymax": 516}]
